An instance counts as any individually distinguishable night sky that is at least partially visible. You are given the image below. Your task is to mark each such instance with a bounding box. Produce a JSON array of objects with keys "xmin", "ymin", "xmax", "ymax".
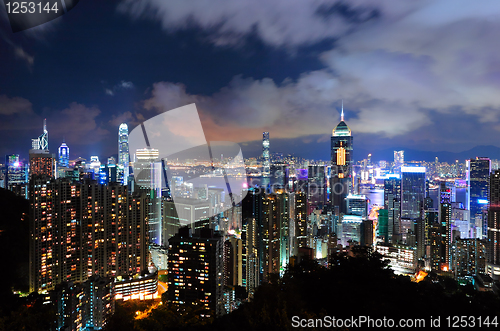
[{"xmin": 1, "ymin": 0, "xmax": 500, "ymax": 162}]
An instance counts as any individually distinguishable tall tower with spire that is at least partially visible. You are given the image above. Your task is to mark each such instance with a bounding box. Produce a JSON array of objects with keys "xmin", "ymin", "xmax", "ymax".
[
  {"xmin": 118, "ymin": 123, "xmax": 130, "ymax": 184},
  {"xmin": 331, "ymin": 101, "xmax": 353, "ymax": 214}
]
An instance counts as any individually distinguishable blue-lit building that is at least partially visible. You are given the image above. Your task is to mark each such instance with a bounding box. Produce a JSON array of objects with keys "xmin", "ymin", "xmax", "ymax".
[
  {"xmin": 401, "ymin": 166, "xmax": 426, "ymax": 220},
  {"xmin": 4, "ymin": 154, "xmax": 28, "ymax": 198},
  {"xmin": 467, "ymin": 157, "xmax": 490, "ymax": 239},
  {"xmin": 58, "ymin": 141, "xmax": 69, "ymax": 168}
]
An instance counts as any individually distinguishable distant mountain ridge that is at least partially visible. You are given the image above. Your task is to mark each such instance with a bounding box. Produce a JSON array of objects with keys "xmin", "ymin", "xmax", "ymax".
[{"xmin": 357, "ymin": 145, "xmax": 500, "ymax": 163}]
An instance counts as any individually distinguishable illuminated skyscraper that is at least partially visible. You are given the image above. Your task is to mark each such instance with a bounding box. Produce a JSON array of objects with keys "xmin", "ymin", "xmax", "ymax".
[
  {"xmin": 401, "ymin": 166, "xmax": 426, "ymax": 220},
  {"xmin": 262, "ymin": 132, "xmax": 270, "ymax": 176},
  {"xmin": 394, "ymin": 150, "xmax": 404, "ymax": 172},
  {"xmin": 467, "ymin": 157, "xmax": 490, "ymax": 238},
  {"xmin": 487, "ymin": 170, "xmax": 500, "ymax": 279},
  {"xmin": 134, "ymin": 148, "xmax": 162, "ymax": 245},
  {"xmin": 118, "ymin": 123, "xmax": 130, "ymax": 184},
  {"xmin": 331, "ymin": 102, "xmax": 353, "ymax": 214},
  {"xmin": 58, "ymin": 140, "xmax": 69, "ymax": 168},
  {"xmin": 262, "ymin": 193, "xmax": 290, "ymax": 278}
]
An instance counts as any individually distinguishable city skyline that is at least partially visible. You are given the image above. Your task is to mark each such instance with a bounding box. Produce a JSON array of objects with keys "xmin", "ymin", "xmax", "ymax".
[
  {"xmin": 3, "ymin": 2, "xmax": 500, "ymax": 330},
  {"xmin": 3, "ymin": 1, "xmax": 500, "ymax": 161}
]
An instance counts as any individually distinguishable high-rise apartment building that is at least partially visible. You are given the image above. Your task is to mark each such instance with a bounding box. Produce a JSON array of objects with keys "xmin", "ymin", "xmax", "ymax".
[
  {"xmin": 167, "ymin": 227, "xmax": 224, "ymax": 317},
  {"xmin": 262, "ymin": 193, "xmax": 290, "ymax": 278},
  {"xmin": 29, "ymin": 178, "xmax": 149, "ymax": 293}
]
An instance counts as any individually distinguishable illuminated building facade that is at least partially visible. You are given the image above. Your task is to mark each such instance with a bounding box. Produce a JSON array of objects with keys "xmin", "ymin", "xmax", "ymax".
[
  {"xmin": 29, "ymin": 178, "xmax": 149, "ymax": 293},
  {"xmin": 262, "ymin": 132, "xmax": 270, "ymax": 176},
  {"xmin": 224, "ymin": 236, "xmax": 243, "ymax": 287},
  {"xmin": 394, "ymin": 150, "xmax": 404, "ymax": 172},
  {"xmin": 114, "ymin": 271, "xmax": 158, "ymax": 301},
  {"xmin": 339, "ymin": 214, "xmax": 362, "ymax": 246},
  {"xmin": 29, "ymin": 150, "xmax": 55, "ymax": 179},
  {"xmin": 376, "ymin": 243, "xmax": 416, "ymax": 275},
  {"xmin": 4, "ymin": 154, "xmax": 28, "ymax": 197},
  {"xmin": 58, "ymin": 141, "xmax": 69, "ymax": 168},
  {"xmin": 262, "ymin": 193, "xmax": 290, "ymax": 278},
  {"xmin": 134, "ymin": 147, "xmax": 162, "ymax": 245},
  {"xmin": 468, "ymin": 157, "xmax": 490, "ymax": 238},
  {"xmin": 241, "ymin": 188, "xmax": 263, "ymax": 292},
  {"xmin": 162, "ymin": 198, "xmax": 211, "ymax": 246},
  {"xmin": 118, "ymin": 123, "xmax": 130, "ymax": 184},
  {"xmin": 487, "ymin": 169, "xmax": 500, "ymax": 279},
  {"xmin": 401, "ymin": 166, "xmax": 426, "ymax": 220},
  {"xmin": 426, "ymin": 208, "xmax": 446, "ymax": 271},
  {"xmin": 308, "ymin": 165, "xmax": 327, "ymax": 210},
  {"xmin": 167, "ymin": 227, "xmax": 224, "ymax": 317},
  {"xmin": 451, "ymin": 238, "xmax": 486, "ymax": 283},
  {"xmin": 331, "ymin": 104, "xmax": 353, "ymax": 214},
  {"xmin": 384, "ymin": 175, "xmax": 401, "ymax": 243},
  {"xmin": 345, "ymin": 194, "xmax": 368, "ymax": 217},
  {"xmin": 294, "ymin": 191, "xmax": 308, "ymax": 250}
]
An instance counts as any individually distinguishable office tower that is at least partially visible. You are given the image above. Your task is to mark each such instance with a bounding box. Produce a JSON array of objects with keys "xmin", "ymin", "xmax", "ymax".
[
  {"xmin": 308, "ymin": 165, "xmax": 327, "ymax": 210},
  {"xmin": 31, "ymin": 119, "xmax": 49, "ymax": 151},
  {"xmin": 451, "ymin": 202, "xmax": 470, "ymax": 238},
  {"xmin": 378, "ymin": 209, "xmax": 389, "ymax": 244},
  {"xmin": 451, "ymin": 238, "xmax": 486, "ymax": 283},
  {"xmin": 361, "ymin": 219, "xmax": 374, "ymax": 247},
  {"xmin": 394, "ymin": 150, "xmax": 404, "ymax": 172},
  {"xmin": 262, "ymin": 132, "xmax": 270, "ymax": 176},
  {"xmin": 384, "ymin": 175, "xmax": 401, "ymax": 244},
  {"xmin": 345, "ymin": 194, "xmax": 368, "ymax": 217},
  {"xmin": 401, "ymin": 166, "xmax": 426, "ymax": 220},
  {"xmin": 118, "ymin": 123, "xmax": 130, "ymax": 184},
  {"xmin": 383, "ymin": 175, "xmax": 401, "ymax": 209},
  {"xmin": 487, "ymin": 170, "xmax": 500, "ymax": 278},
  {"xmin": 99, "ymin": 163, "xmax": 118, "ymax": 185},
  {"xmin": 4, "ymin": 154, "xmax": 28, "ymax": 197},
  {"xmin": 468, "ymin": 157, "xmax": 491, "ymax": 238},
  {"xmin": 29, "ymin": 178, "xmax": 149, "ymax": 293},
  {"xmin": 339, "ymin": 215, "xmax": 362, "ymax": 246},
  {"xmin": 270, "ymin": 163, "xmax": 289, "ymax": 192},
  {"xmin": 262, "ymin": 193, "xmax": 290, "ymax": 278},
  {"xmin": 58, "ymin": 141, "xmax": 69, "ymax": 168},
  {"xmin": 29, "ymin": 150, "xmax": 55, "ymax": 178},
  {"xmin": 167, "ymin": 227, "xmax": 224, "ymax": 317},
  {"xmin": 134, "ymin": 148, "xmax": 162, "ymax": 245},
  {"xmin": 162, "ymin": 198, "xmax": 211, "ymax": 245},
  {"xmin": 331, "ymin": 103, "xmax": 353, "ymax": 214}
]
